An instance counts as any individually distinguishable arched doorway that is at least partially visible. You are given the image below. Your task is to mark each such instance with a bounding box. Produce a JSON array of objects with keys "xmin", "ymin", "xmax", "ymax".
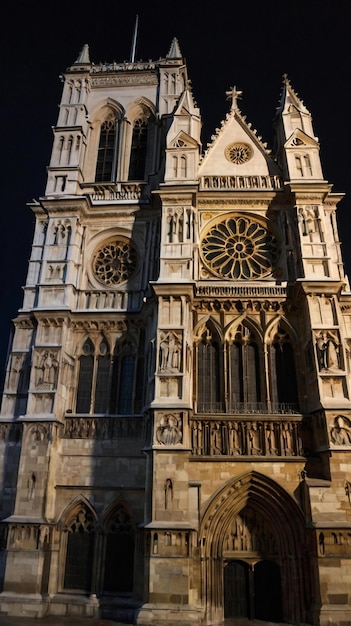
[{"xmin": 199, "ymin": 471, "xmax": 318, "ymax": 625}]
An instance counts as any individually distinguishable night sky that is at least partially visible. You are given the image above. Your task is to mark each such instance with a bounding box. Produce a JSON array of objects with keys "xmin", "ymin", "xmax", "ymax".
[{"xmin": 1, "ymin": 0, "xmax": 351, "ymax": 385}]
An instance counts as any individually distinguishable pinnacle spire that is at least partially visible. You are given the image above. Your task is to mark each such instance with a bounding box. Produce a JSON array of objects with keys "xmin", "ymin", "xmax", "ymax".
[
  {"xmin": 167, "ymin": 37, "xmax": 182, "ymax": 59},
  {"xmin": 74, "ymin": 44, "xmax": 90, "ymax": 65}
]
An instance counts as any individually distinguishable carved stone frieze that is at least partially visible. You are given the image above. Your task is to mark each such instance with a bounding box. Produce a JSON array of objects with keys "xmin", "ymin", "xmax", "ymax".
[
  {"xmin": 92, "ymin": 75, "xmax": 158, "ymax": 87},
  {"xmin": 318, "ymin": 530, "xmax": 351, "ymax": 556},
  {"xmin": 63, "ymin": 416, "xmax": 143, "ymax": 439},
  {"xmin": 190, "ymin": 417, "xmax": 303, "ymax": 457},
  {"xmin": 69, "ymin": 319, "xmax": 128, "ymax": 332},
  {"xmin": 193, "ymin": 298, "xmax": 286, "ymax": 313}
]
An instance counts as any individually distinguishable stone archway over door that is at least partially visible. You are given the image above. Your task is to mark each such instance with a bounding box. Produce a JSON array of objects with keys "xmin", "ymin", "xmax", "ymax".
[{"xmin": 199, "ymin": 471, "xmax": 318, "ymax": 625}]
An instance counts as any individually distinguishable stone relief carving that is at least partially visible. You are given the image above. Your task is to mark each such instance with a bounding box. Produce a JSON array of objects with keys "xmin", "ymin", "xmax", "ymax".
[
  {"xmin": 159, "ymin": 331, "xmax": 182, "ymax": 372},
  {"xmin": 190, "ymin": 419, "xmax": 302, "ymax": 457},
  {"xmin": 34, "ymin": 350, "xmax": 59, "ymax": 389},
  {"xmin": 315, "ymin": 330, "xmax": 341, "ymax": 371},
  {"xmin": 156, "ymin": 414, "xmax": 182, "ymax": 445},
  {"xmin": 330, "ymin": 415, "xmax": 351, "ymax": 445},
  {"xmin": 225, "ymin": 510, "xmax": 277, "ymax": 554}
]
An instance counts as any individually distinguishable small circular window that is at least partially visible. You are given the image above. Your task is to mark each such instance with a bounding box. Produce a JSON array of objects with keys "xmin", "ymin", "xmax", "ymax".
[
  {"xmin": 92, "ymin": 238, "xmax": 137, "ymax": 286},
  {"xmin": 225, "ymin": 142, "xmax": 253, "ymax": 165}
]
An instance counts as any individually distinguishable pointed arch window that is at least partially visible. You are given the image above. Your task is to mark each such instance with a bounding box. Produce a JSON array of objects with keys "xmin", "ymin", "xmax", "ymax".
[
  {"xmin": 76, "ymin": 338, "xmax": 111, "ymax": 413},
  {"xmin": 128, "ymin": 117, "xmax": 148, "ymax": 180},
  {"xmin": 110, "ymin": 339, "xmax": 136, "ymax": 415},
  {"xmin": 63, "ymin": 503, "xmax": 96, "ymax": 592},
  {"xmin": 228, "ymin": 326, "xmax": 261, "ymax": 410},
  {"xmin": 95, "ymin": 114, "xmax": 118, "ymax": 182},
  {"xmin": 103, "ymin": 505, "xmax": 135, "ymax": 593},
  {"xmin": 270, "ymin": 327, "xmax": 298, "ymax": 408},
  {"xmin": 197, "ymin": 327, "xmax": 222, "ymax": 411}
]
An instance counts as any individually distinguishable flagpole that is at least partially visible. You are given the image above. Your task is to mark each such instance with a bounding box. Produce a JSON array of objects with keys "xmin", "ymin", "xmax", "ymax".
[{"xmin": 130, "ymin": 15, "xmax": 139, "ymax": 63}]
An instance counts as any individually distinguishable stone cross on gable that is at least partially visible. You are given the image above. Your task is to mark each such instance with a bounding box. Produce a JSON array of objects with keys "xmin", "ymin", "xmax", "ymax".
[{"xmin": 226, "ymin": 85, "xmax": 243, "ymax": 111}]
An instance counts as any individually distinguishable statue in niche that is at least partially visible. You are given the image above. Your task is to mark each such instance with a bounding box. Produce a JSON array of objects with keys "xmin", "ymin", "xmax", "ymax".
[
  {"xmin": 265, "ymin": 423, "xmax": 278, "ymax": 455},
  {"xmin": 35, "ymin": 351, "xmax": 59, "ymax": 388},
  {"xmin": 159, "ymin": 331, "xmax": 182, "ymax": 372},
  {"xmin": 27, "ymin": 472, "xmax": 36, "ymax": 500},
  {"xmin": 211, "ymin": 421, "xmax": 223, "ymax": 455},
  {"xmin": 330, "ymin": 415, "xmax": 351, "ymax": 445},
  {"xmin": 248, "ymin": 421, "xmax": 262, "ymax": 455},
  {"xmin": 228, "ymin": 421, "xmax": 242, "ymax": 455},
  {"xmin": 282, "ymin": 422, "xmax": 294, "ymax": 455},
  {"xmin": 156, "ymin": 414, "xmax": 182, "ymax": 445},
  {"xmin": 316, "ymin": 331, "xmax": 341, "ymax": 371},
  {"xmin": 192, "ymin": 421, "xmax": 203, "ymax": 455},
  {"xmin": 164, "ymin": 478, "xmax": 173, "ymax": 509}
]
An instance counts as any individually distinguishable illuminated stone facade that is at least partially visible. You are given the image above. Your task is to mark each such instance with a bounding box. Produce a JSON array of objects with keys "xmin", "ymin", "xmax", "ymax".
[{"xmin": 1, "ymin": 40, "xmax": 351, "ymax": 625}]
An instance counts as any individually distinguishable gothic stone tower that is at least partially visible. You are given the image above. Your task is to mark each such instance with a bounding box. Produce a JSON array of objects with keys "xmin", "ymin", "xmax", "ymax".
[{"xmin": 1, "ymin": 41, "xmax": 351, "ymax": 626}]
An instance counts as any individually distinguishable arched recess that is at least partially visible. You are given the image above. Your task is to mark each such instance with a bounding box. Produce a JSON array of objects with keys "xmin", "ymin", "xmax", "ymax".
[
  {"xmin": 100, "ymin": 499, "xmax": 137, "ymax": 594},
  {"xmin": 225, "ymin": 317, "xmax": 263, "ymax": 409},
  {"xmin": 122, "ymin": 98, "xmax": 156, "ymax": 181},
  {"xmin": 266, "ymin": 317, "xmax": 299, "ymax": 409},
  {"xmin": 199, "ymin": 471, "xmax": 318, "ymax": 625},
  {"xmin": 83, "ymin": 100, "xmax": 124, "ymax": 182},
  {"xmin": 110, "ymin": 334, "xmax": 138, "ymax": 415},
  {"xmin": 58, "ymin": 496, "xmax": 98, "ymax": 593},
  {"xmin": 194, "ymin": 318, "xmax": 223, "ymax": 412}
]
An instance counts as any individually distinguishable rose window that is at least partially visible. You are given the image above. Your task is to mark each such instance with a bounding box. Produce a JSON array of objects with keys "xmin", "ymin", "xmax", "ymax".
[
  {"xmin": 201, "ymin": 216, "xmax": 279, "ymax": 279},
  {"xmin": 92, "ymin": 239, "xmax": 137, "ymax": 285},
  {"xmin": 225, "ymin": 142, "xmax": 253, "ymax": 164}
]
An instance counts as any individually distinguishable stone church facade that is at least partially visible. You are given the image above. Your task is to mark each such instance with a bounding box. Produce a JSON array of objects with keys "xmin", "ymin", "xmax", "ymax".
[{"xmin": 1, "ymin": 39, "xmax": 351, "ymax": 625}]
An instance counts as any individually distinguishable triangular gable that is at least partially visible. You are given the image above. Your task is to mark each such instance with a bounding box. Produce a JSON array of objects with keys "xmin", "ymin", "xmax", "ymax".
[
  {"xmin": 199, "ymin": 110, "xmax": 280, "ymax": 177},
  {"xmin": 168, "ymin": 131, "xmax": 199, "ymax": 150},
  {"xmin": 285, "ymin": 128, "xmax": 319, "ymax": 149}
]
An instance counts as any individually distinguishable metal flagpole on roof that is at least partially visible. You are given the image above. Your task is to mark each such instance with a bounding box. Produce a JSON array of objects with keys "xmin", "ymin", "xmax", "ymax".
[{"xmin": 130, "ymin": 15, "xmax": 139, "ymax": 62}]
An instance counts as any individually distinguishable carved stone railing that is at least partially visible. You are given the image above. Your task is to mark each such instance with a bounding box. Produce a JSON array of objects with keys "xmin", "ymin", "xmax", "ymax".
[
  {"xmin": 190, "ymin": 416, "xmax": 303, "ymax": 457},
  {"xmin": 77, "ymin": 289, "xmax": 143, "ymax": 311},
  {"xmin": 80, "ymin": 182, "xmax": 148, "ymax": 202},
  {"xmin": 199, "ymin": 174, "xmax": 283, "ymax": 191},
  {"xmin": 63, "ymin": 415, "xmax": 143, "ymax": 439},
  {"xmin": 195, "ymin": 285, "xmax": 287, "ymax": 298},
  {"xmin": 196, "ymin": 401, "xmax": 299, "ymax": 414}
]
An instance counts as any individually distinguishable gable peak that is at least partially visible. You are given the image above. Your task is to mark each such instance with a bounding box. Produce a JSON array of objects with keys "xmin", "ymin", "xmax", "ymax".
[{"xmin": 225, "ymin": 85, "xmax": 243, "ymax": 112}]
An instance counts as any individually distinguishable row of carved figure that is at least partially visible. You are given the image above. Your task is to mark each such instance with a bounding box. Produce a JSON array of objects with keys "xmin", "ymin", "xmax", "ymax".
[{"xmin": 190, "ymin": 419, "xmax": 303, "ymax": 456}]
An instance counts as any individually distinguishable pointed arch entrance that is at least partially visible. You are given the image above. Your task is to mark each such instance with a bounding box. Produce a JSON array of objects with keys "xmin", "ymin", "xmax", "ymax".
[{"xmin": 199, "ymin": 471, "xmax": 317, "ymax": 625}]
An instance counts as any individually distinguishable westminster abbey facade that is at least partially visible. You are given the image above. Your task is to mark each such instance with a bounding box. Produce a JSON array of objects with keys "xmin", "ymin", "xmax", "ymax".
[{"xmin": 1, "ymin": 39, "xmax": 351, "ymax": 625}]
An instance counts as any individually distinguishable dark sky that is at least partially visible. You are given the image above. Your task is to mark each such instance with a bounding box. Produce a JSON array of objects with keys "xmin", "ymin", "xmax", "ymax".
[{"xmin": 1, "ymin": 0, "xmax": 351, "ymax": 383}]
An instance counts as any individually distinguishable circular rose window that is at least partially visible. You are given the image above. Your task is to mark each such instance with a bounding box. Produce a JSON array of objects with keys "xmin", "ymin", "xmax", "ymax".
[
  {"xmin": 92, "ymin": 239, "xmax": 137, "ymax": 285},
  {"xmin": 225, "ymin": 142, "xmax": 253, "ymax": 164},
  {"xmin": 201, "ymin": 215, "xmax": 279, "ymax": 279}
]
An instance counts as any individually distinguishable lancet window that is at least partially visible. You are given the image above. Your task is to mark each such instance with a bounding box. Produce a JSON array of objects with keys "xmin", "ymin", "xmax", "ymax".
[
  {"xmin": 102, "ymin": 504, "xmax": 135, "ymax": 593},
  {"xmin": 75, "ymin": 336, "xmax": 139, "ymax": 415},
  {"xmin": 110, "ymin": 338, "xmax": 137, "ymax": 415},
  {"xmin": 95, "ymin": 113, "xmax": 118, "ymax": 182},
  {"xmin": 196, "ymin": 320, "xmax": 299, "ymax": 413},
  {"xmin": 270, "ymin": 326, "xmax": 298, "ymax": 407},
  {"xmin": 128, "ymin": 117, "xmax": 148, "ymax": 180},
  {"xmin": 62, "ymin": 503, "xmax": 96, "ymax": 592}
]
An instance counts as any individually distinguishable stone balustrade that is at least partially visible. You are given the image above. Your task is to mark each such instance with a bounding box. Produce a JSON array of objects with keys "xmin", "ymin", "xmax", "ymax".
[
  {"xmin": 200, "ymin": 174, "xmax": 283, "ymax": 191},
  {"xmin": 77, "ymin": 289, "xmax": 142, "ymax": 311}
]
